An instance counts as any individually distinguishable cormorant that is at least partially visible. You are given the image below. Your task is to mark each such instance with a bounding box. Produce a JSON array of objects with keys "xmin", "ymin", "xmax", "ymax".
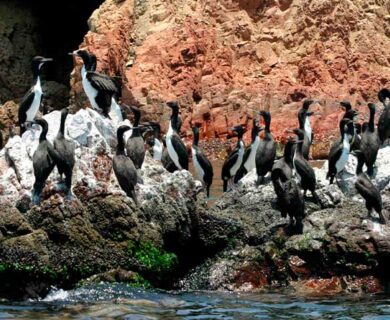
[
  {"xmin": 48, "ymin": 108, "xmax": 75, "ymax": 198},
  {"xmin": 297, "ymin": 99, "xmax": 317, "ymax": 159},
  {"xmin": 271, "ymin": 139, "xmax": 295, "ymax": 183},
  {"xmin": 292, "ymin": 128, "xmax": 321, "ymax": 204},
  {"xmin": 32, "ymin": 118, "xmax": 55, "ymax": 205},
  {"xmin": 256, "ymin": 110, "xmax": 276, "ymax": 185},
  {"xmin": 340, "ymin": 101, "xmax": 360, "ymax": 151},
  {"xmin": 191, "ymin": 126, "xmax": 214, "ymax": 197},
  {"xmin": 125, "ymin": 106, "xmax": 145, "ymax": 169},
  {"xmin": 234, "ymin": 119, "xmax": 263, "ymax": 183},
  {"xmin": 378, "ymin": 88, "xmax": 390, "ymax": 144},
  {"xmin": 165, "ymin": 101, "xmax": 189, "ymax": 170},
  {"xmin": 113, "ymin": 125, "xmax": 139, "ymax": 206},
  {"xmin": 69, "ymin": 50, "xmax": 118, "ymax": 118},
  {"xmin": 327, "ymin": 118, "xmax": 353, "ymax": 184},
  {"xmin": 145, "ymin": 122, "xmax": 163, "ymax": 161},
  {"xmin": 358, "ymin": 103, "xmax": 381, "ymax": 176},
  {"xmin": 221, "ymin": 125, "xmax": 245, "ymax": 192},
  {"xmin": 161, "ymin": 136, "xmax": 177, "ymax": 172},
  {"xmin": 18, "ymin": 56, "xmax": 53, "ymax": 135},
  {"xmin": 271, "ymin": 141, "xmax": 305, "ymax": 233},
  {"xmin": 355, "ymin": 172, "xmax": 385, "ymax": 223}
]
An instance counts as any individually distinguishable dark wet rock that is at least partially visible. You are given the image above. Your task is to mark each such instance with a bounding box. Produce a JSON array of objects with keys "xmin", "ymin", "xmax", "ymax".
[{"xmin": 181, "ymin": 148, "xmax": 390, "ymax": 294}]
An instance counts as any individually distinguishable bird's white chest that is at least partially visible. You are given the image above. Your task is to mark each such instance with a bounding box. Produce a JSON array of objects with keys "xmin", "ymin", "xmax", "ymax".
[
  {"xmin": 109, "ymin": 98, "xmax": 123, "ymax": 125},
  {"xmin": 26, "ymin": 78, "xmax": 42, "ymax": 122},
  {"xmin": 231, "ymin": 141, "xmax": 245, "ymax": 175},
  {"xmin": 304, "ymin": 117, "xmax": 312, "ymax": 143},
  {"xmin": 81, "ymin": 66, "xmax": 99, "ymax": 110},
  {"xmin": 153, "ymin": 138, "xmax": 163, "ymax": 161},
  {"xmin": 192, "ymin": 147, "xmax": 205, "ymax": 182},
  {"xmin": 336, "ymin": 134, "xmax": 350, "ymax": 173},
  {"xmin": 245, "ymin": 136, "xmax": 260, "ymax": 171},
  {"xmin": 166, "ymin": 124, "xmax": 182, "ymax": 169}
]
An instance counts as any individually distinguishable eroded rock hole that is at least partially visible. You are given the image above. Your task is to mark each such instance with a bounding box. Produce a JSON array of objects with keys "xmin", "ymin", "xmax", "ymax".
[{"xmin": 0, "ymin": 0, "xmax": 104, "ymax": 103}]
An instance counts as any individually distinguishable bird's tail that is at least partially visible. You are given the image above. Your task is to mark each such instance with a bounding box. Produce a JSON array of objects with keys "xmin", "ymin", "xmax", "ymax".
[{"xmin": 223, "ymin": 179, "xmax": 228, "ymax": 192}]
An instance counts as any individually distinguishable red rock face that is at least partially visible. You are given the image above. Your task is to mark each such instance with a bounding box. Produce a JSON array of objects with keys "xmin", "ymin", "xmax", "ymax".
[{"xmin": 70, "ymin": 0, "xmax": 390, "ymax": 157}]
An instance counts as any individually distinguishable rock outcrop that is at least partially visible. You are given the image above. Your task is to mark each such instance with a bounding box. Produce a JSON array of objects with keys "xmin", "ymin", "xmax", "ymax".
[
  {"xmin": 0, "ymin": 110, "xmax": 201, "ymax": 299},
  {"xmin": 182, "ymin": 146, "xmax": 390, "ymax": 294}
]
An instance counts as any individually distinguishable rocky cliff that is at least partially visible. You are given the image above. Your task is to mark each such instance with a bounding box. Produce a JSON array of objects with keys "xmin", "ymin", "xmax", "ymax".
[{"xmin": 70, "ymin": 0, "xmax": 390, "ymax": 155}]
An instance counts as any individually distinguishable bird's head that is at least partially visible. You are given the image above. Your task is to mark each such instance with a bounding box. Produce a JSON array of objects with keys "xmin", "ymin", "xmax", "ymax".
[
  {"xmin": 340, "ymin": 101, "xmax": 352, "ymax": 111},
  {"xmin": 32, "ymin": 56, "xmax": 53, "ymax": 72}
]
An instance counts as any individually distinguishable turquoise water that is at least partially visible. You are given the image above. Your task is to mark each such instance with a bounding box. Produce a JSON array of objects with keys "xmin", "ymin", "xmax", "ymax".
[{"xmin": 1, "ymin": 284, "xmax": 390, "ymax": 319}]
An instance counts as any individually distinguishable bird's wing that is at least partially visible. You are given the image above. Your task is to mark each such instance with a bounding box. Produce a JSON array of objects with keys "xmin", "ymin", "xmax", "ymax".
[
  {"xmin": 196, "ymin": 150, "xmax": 214, "ymax": 182},
  {"xmin": 295, "ymin": 157, "xmax": 316, "ymax": 181},
  {"xmin": 113, "ymin": 156, "xmax": 137, "ymax": 186},
  {"xmin": 171, "ymin": 134, "xmax": 188, "ymax": 170},
  {"xmin": 53, "ymin": 139, "xmax": 76, "ymax": 168},
  {"xmin": 355, "ymin": 176, "xmax": 382, "ymax": 204},
  {"xmin": 222, "ymin": 149, "xmax": 238, "ymax": 178},
  {"xmin": 18, "ymin": 88, "xmax": 35, "ymax": 123},
  {"xmin": 328, "ymin": 141, "xmax": 342, "ymax": 170},
  {"xmin": 33, "ymin": 144, "xmax": 55, "ymax": 180},
  {"xmin": 86, "ymin": 72, "xmax": 118, "ymax": 93}
]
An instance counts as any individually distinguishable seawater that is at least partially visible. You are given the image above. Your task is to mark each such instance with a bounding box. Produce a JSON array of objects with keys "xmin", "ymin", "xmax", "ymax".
[{"xmin": 1, "ymin": 283, "xmax": 390, "ymax": 319}]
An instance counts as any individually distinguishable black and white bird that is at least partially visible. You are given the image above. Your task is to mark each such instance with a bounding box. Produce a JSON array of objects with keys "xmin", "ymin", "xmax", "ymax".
[
  {"xmin": 221, "ymin": 125, "xmax": 245, "ymax": 192},
  {"xmin": 47, "ymin": 109, "xmax": 75, "ymax": 198},
  {"xmin": 161, "ymin": 136, "xmax": 178, "ymax": 172},
  {"xmin": 165, "ymin": 101, "xmax": 189, "ymax": 171},
  {"xmin": 32, "ymin": 118, "xmax": 56, "ymax": 205},
  {"xmin": 145, "ymin": 122, "xmax": 163, "ymax": 161},
  {"xmin": 234, "ymin": 119, "xmax": 263, "ymax": 183},
  {"xmin": 19, "ymin": 56, "xmax": 53, "ymax": 135},
  {"xmin": 340, "ymin": 101, "xmax": 360, "ymax": 151},
  {"xmin": 113, "ymin": 125, "xmax": 139, "ymax": 206},
  {"xmin": 327, "ymin": 118, "xmax": 354, "ymax": 184},
  {"xmin": 297, "ymin": 99, "xmax": 317, "ymax": 160},
  {"xmin": 378, "ymin": 88, "xmax": 390, "ymax": 145},
  {"xmin": 256, "ymin": 110, "xmax": 276, "ymax": 185},
  {"xmin": 355, "ymin": 172, "xmax": 385, "ymax": 224},
  {"xmin": 69, "ymin": 50, "xmax": 119, "ymax": 119},
  {"xmin": 191, "ymin": 126, "xmax": 214, "ymax": 197},
  {"xmin": 358, "ymin": 103, "xmax": 381, "ymax": 177},
  {"xmin": 125, "ymin": 106, "xmax": 145, "ymax": 169}
]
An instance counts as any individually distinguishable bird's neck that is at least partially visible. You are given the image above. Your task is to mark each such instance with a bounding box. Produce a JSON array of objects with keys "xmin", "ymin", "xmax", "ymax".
[
  {"xmin": 298, "ymin": 111, "xmax": 305, "ymax": 129},
  {"xmin": 296, "ymin": 141, "xmax": 303, "ymax": 154},
  {"xmin": 116, "ymin": 132, "xmax": 126, "ymax": 155},
  {"xmin": 236, "ymin": 137, "xmax": 243, "ymax": 149},
  {"xmin": 59, "ymin": 112, "xmax": 67, "ymax": 136},
  {"xmin": 251, "ymin": 129, "xmax": 259, "ymax": 142},
  {"xmin": 170, "ymin": 115, "xmax": 179, "ymax": 133},
  {"xmin": 193, "ymin": 132, "xmax": 199, "ymax": 146},
  {"xmin": 39, "ymin": 125, "xmax": 48, "ymax": 142},
  {"xmin": 368, "ymin": 108, "xmax": 375, "ymax": 132},
  {"xmin": 265, "ymin": 121, "xmax": 271, "ymax": 134},
  {"xmin": 284, "ymin": 145, "xmax": 293, "ymax": 165},
  {"xmin": 81, "ymin": 65, "xmax": 87, "ymax": 79}
]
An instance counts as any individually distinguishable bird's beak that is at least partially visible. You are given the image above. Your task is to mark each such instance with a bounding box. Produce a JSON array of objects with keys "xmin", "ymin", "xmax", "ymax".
[
  {"xmin": 42, "ymin": 58, "xmax": 53, "ymax": 63},
  {"xmin": 68, "ymin": 51, "xmax": 79, "ymax": 57}
]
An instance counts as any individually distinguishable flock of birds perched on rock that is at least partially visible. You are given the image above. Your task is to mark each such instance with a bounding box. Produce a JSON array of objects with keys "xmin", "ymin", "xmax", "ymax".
[{"xmin": 12, "ymin": 51, "xmax": 390, "ymax": 229}]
